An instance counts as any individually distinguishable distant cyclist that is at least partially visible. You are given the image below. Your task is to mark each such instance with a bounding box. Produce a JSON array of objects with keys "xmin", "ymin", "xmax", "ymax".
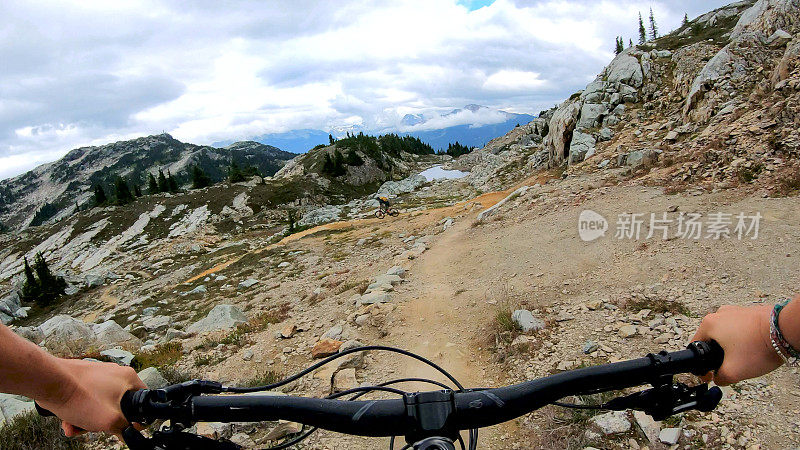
[{"xmin": 377, "ymin": 195, "xmax": 391, "ymax": 211}]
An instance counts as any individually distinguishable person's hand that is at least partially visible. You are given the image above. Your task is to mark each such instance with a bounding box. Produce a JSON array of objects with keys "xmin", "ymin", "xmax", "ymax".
[
  {"xmin": 691, "ymin": 304, "xmax": 783, "ymax": 385},
  {"xmin": 35, "ymin": 358, "xmax": 146, "ymax": 437}
]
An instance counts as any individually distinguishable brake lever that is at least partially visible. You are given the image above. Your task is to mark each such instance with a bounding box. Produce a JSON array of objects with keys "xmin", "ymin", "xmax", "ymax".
[{"xmin": 604, "ymin": 382, "xmax": 723, "ymax": 421}]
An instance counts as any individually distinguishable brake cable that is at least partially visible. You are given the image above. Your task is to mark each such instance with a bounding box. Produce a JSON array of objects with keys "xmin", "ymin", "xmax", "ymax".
[{"xmin": 223, "ymin": 346, "xmax": 478, "ymax": 450}]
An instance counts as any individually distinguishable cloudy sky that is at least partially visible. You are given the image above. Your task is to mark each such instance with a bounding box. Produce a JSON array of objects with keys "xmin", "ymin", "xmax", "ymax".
[{"xmin": 1, "ymin": 0, "xmax": 733, "ymax": 180}]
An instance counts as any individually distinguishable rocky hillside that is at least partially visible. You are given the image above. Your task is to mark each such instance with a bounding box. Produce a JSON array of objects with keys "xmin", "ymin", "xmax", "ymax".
[
  {"xmin": 459, "ymin": 0, "xmax": 800, "ymax": 197},
  {"xmin": 0, "ymin": 134, "xmax": 295, "ymax": 231},
  {"xmin": 2, "ymin": 2, "xmax": 800, "ymax": 448}
]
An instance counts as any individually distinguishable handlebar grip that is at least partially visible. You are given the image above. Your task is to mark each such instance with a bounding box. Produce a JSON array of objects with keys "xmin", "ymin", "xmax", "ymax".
[{"xmin": 689, "ymin": 340, "xmax": 724, "ymax": 376}]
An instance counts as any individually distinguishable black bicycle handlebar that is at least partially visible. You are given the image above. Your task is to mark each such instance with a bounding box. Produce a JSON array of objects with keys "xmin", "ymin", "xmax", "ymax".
[{"xmin": 110, "ymin": 341, "xmax": 722, "ymax": 448}]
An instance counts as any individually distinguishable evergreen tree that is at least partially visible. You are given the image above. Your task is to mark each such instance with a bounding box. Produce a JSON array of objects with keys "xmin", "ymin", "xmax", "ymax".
[
  {"xmin": 321, "ymin": 153, "xmax": 335, "ymax": 175},
  {"xmin": 615, "ymin": 36, "xmax": 624, "ymax": 55},
  {"xmin": 629, "ymin": 38, "xmax": 634, "ymax": 48},
  {"xmin": 328, "ymin": 134, "xmax": 335, "ymax": 145},
  {"xmin": 94, "ymin": 184, "xmax": 108, "ymax": 206},
  {"xmin": 20, "ymin": 253, "xmax": 66, "ymax": 307},
  {"xmin": 134, "ymin": 184, "xmax": 142, "ymax": 197},
  {"xmin": 148, "ymin": 173, "xmax": 158, "ymax": 194},
  {"xmin": 114, "ymin": 176, "xmax": 134, "ymax": 205},
  {"xmin": 157, "ymin": 170, "xmax": 168, "ymax": 193},
  {"xmin": 638, "ymin": 12, "xmax": 647, "ymax": 44},
  {"xmin": 649, "ymin": 8, "xmax": 659, "ymax": 40},
  {"xmin": 682, "ymin": 13, "xmax": 689, "ymax": 27},
  {"xmin": 228, "ymin": 161, "xmax": 246, "ymax": 183},
  {"xmin": 167, "ymin": 171, "xmax": 179, "ymax": 192},
  {"xmin": 20, "ymin": 256, "xmax": 40, "ymax": 304},
  {"xmin": 191, "ymin": 165, "xmax": 212, "ymax": 189},
  {"xmin": 345, "ymin": 149, "xmax": 364, "ymax": 166}
]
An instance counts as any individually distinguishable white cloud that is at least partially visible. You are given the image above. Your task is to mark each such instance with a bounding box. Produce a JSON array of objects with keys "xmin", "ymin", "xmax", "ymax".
[
  {"xmin": 483, "ymin": 70, "xmax": 547, "ymax": 92},
  {"xmin": 0, "ymin": 0, "xmax": 736, "ymax": 179}
]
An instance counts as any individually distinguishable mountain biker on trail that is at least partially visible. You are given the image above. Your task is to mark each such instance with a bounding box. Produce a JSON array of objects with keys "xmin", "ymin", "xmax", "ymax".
[
  {"xmin": 377, "ymin": 195, "xmax": 391, "ymax": 211},
  {"xmin": 0, "ymin": 294, "xmax": 796, "ymax": 439}
]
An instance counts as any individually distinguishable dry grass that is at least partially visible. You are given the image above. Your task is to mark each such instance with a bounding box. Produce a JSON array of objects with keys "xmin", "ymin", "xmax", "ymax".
[
  {"xmin": 240, "ymin": 370, "xmax": 284, "ymax": 388},
  {"xmin": 623, "ymin": 295, "xmax": 691, "ymax": 316},
  {"xmin": 133, "ymin": 341, "xmax": 182, "ymax": 371},
  {"xmin": 0, "ymin": 410, "xmax": 85, "ymax": 450}
]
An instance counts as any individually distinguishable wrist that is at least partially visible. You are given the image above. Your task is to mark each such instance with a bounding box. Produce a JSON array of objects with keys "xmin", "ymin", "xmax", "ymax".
[
  {"xmin": 35, "ymin": 353, "xmax": 81, "ymax": 407},
  {"xmin": 778, "ymin": 297, "xmax": 800, "ymax": 351}
]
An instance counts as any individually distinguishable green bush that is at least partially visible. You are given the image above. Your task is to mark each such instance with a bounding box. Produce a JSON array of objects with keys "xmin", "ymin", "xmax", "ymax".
[{"xmin": 0, "ymin": 410, "xmax": 84, "ymax": 450}]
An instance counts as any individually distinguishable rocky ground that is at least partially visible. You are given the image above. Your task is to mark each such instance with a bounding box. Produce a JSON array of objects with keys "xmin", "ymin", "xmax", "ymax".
[
  {"xmin": 5, "ymin": 165, "xmax": 798, "ymax": 449},
  {"xmin": 2, "ymin": 1, "xmax": 800, "ymax": 448}
]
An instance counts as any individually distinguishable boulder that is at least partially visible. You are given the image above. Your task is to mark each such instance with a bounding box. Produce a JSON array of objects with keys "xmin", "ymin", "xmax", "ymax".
[
  {"xmin": 311, "ymin": 339, "xmax": 344, "ymax": 359},
  {"xmin": 84, "ymin": 273, "xmax": 106, "ymax": 288},
  {"xmin": 14, "ymin": 326, "xmax": 44, "ymax": 344},
  {"xmin": 337, "ymin": 340, "xmax": 367, "ymax": 369},
  {"xmin": 0, "ymin": 292, "xmax": 22, "ymax": 318},
  {"xmin": 623, "ymin": 149, "xmax": 660, "ymax": 168},
  {"xmin": 568, "ymin": 131, "xmax": 597, "ymax": 164},
  {"xmin": 359, "ymin": 292, "xmax": 392, "ymax": 305},
  {"xmin": 238, "ymin": 279, "xmax": 259, "ymax": 289},
  {"xmin": 187, "ymin": 305, "xmax": 248, "ymax": 333},
  {"xmin": 142, "ymin": 315, "xmax": 171, "ymax": 331},
  {"xmin": 138, "ymin": 367, "xmax": 168, "ymax": 389},
  {"xmin": 511, "ymin": 310, "xmax": 545, "ymax": 332},
  {"xmin": 0, "ymin": 394, "xmax": 35, "ymax": 423},
  {"xmin": 659, "ymin": 427, "xmax": 682, "ymax": 445},
  {"xmin": 544, "ymin": 100, "xmax": 581, "ymax": 167},
  {"xmin": 93, "ymin": 320, "xmax": 142, "ymax": 350},
  {"xmin": 577, "ymin": 103, "xmax": 609, "ymax": 128},
  {"xmin": 633, "ymin": 410, "xmax": 661, "ymax": 443},
  {"xmin": 99, "ymin": 348, "xmax": 136, "ymax": 366},
  {"xmin": 591, "ymin": 411, "xmax": 631, "ymax": 435},
  {"xmin": 280, "ymin": 322, "xmax": 298, "ymax": 338},
  {"xmin": 322, "ymin": 324, "xmax": 344, "ymax": 341},
  {"xmin": 332, "ymin": 368, "xmax": 358, "ymax": 392},
  {"xmin": 604, "ymin": 53, "xmax": 644, "ymax": 88},
  {"xmin": 299, "ymin": 205, "xmax": 342, "ymax": 226},
  {"xmin": 386, "ymin": 266, "xmax": 406, "ymax": 278},
  {"xmin": 767, "ymin": 29, "xmax": 792, "ymax": 47},
  {"xmin": 39, "ymin": 315, "xmax": 97, "ymax": 354},
  {"xmin": 376, "ymin": 174, "xmax": 427, "ymax": 196}
]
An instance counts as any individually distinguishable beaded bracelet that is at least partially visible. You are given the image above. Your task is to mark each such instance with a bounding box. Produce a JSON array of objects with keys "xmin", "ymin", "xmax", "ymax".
[{"xmin": 770, "ymin": 299, "xmax": 799, "ymax": 366}]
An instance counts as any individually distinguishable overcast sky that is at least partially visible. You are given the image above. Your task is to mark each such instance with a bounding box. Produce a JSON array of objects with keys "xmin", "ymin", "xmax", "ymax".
[{"xmin": 0, "ymin": 0, "xmax": 734, "ymax": 180}]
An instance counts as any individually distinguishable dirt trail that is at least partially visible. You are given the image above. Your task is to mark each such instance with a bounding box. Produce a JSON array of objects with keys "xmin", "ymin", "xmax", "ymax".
[{"xmin": 374, "ymin": 215, "xmax": 516, "ymax": 448}]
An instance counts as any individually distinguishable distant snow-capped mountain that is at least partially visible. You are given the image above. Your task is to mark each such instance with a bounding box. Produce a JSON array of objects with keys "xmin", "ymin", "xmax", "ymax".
[{"xmin": 215, "ymin": 105, "xmax": 535, "ymax": 153}]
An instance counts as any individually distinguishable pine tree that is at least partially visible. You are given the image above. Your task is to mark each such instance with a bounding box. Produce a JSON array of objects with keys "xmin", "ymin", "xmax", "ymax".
[
  {"xmin": 682, "ymin": 13, "xmax": 689, "ymax": 27},
  {"xmin": 649, "ymin": 8, "xmax": 659, "ymax": 40},
  {"xmin": 114, "ymin": 176, "xmax": 134, "ymax": 205},
  {"xmin": 228, "ymin": 161, "xmax": 246, "ymax": 183},
  {"xmin": 615, "ymin": 36, "xmax": 624, "ymax": 55},
  {"xmin": 148, "ymin": 173, "xmax": 158, "ymax": 194},
  {"xmin": 134, "ymin": 184, "xmax": 142, "ymax": 197},
  {"xmin": 191, "ymin": 165, "xmax": 212, "ymax": 189},
  {"xmin": 286, "ymin": 209, "xmax": 297, "ymax": 234},
  {"xmin": 20, "ymin": 253, "xmax": 66, "ymax": 307},
  {"xmin": 20, "ymin": 256, "xmax": 40, "ymax": 304},
  {"xmin": 629, "ymin": 38, "xmax": 634, "ymax": 48},
  {"xmin": 93, "ymin": 184, "xmax": 107, "ymax": 206},
  {"xmin": 167, "ymin": 171, "xmax": 179, "ymax": 192},
  {"xmin": 345, "ymin": 150, "xmax": 364, "ymax": 166},
  {"xmin": 157, "ymin": 170, "xmax": 168, "ymax": 193},
  {"xmin": 329, "ymin": 134, "xmax": 335, "ymax": 145},
  {"xmin": 638, "ymin": 12, "xmax": 647, "ymax": 44}
]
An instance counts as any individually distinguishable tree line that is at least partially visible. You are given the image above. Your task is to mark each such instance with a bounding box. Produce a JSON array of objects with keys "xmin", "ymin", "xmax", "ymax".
[{"xmin": 614, "ymin": 8, "xmax": 690, "ymax": 55}]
